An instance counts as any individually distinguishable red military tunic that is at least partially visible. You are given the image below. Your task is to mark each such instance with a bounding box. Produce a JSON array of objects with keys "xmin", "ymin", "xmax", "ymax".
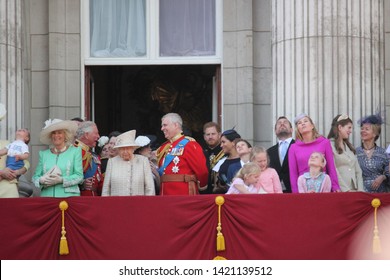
[
  {"xmin": 74, "ymin": 139, "xmax": 103, "ymax": 196},
  {"xmin": 157, "ymin": 135, "xmax": 208, "ymax": 195}
]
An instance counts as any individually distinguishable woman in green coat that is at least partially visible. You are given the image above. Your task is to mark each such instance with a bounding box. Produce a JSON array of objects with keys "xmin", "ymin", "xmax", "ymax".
[{"xmin": 33, "ymin": 119, "xmax": 83, "ymax": 197}]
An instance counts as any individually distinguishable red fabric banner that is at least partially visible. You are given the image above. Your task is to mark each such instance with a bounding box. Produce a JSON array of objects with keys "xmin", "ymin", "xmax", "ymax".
[{"xmin": 0, "ymin": 193, "xmax": 389, "ymax": 260}]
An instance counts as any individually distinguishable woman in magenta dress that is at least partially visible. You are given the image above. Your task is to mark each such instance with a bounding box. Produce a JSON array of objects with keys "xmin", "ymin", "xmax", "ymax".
[{"xmin": 288, "ymin": 113, "xmax": 340, "ymax": 193}]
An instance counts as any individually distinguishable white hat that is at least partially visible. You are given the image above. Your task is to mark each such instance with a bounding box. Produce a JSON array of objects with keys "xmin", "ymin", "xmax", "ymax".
[
  {"xmin": 114, "ymin": 130, "xmax": 140, "ymax": 149},
  {"xmin": 0, "ymin": 103, "xmax": 6, "ymax": 121},
  {"xmin": 135, "ymin": 135, "xmax": 151, "ymax": 147},
  {"xmin": 39, "ymin": 119, "xmax": 78, "ymax": 145}
]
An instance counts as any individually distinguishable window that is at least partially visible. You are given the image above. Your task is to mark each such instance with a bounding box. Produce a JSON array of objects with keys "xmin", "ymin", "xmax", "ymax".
[
  {"xmin": 159, "ymin": 0, "xmax": 216, "ymax": 57},
  {"xmin": 89, "ymin": 0, "xmax": 146, "ymax": 57},
  {"xmin": 86, "ymin": 0, "xmax": 221, "ymax": 63}
]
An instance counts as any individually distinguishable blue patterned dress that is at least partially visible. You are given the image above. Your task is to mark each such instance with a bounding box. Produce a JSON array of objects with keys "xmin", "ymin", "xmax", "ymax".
[{"xmin": 356, "ymin": 145, "xmax": 389, "ymax": 193}]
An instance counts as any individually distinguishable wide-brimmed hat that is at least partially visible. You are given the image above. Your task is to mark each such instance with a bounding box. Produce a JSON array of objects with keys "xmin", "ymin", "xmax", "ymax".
[
  {"xmin": 0, "ymin": 103, "xmax": 6, "ymax": 121},
  {"xmin": 39, "ymin": 119, "xmax": 78, "ymax": 145},
  {"xmin": 114, "ymin": 130, "xmax": 140, "ymax": 149}
]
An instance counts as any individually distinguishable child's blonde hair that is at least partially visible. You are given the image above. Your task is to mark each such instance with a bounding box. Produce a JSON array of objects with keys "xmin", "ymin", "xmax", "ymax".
[
  {"xmin": 250, "ymin": 146, "xmax": 270, "ymax": 167},
  {"xmin": 234, "ymin": 162, "xmax": 261, "ymax": 180}
]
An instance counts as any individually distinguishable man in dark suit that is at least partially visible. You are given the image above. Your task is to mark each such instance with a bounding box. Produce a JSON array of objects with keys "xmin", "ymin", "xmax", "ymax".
[
  {"xmin": 201, "ymin": 122, "xmax": 224, "ymax": 194},
  {"xmin": 267, "ymin": 116, "xmax": 294, "ymax": 193}
]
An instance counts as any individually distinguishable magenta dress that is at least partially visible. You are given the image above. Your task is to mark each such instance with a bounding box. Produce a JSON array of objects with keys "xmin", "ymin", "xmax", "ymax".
[{"xmin": 288, "ymin": 136, "xmax": 340, "ymax": 193}]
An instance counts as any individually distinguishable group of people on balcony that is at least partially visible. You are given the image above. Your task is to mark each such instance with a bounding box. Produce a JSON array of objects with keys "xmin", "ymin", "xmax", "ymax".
[
  {"xmin": 0, "ymin": 103, "xmax": 389, "ymax": 198},
  {"xmin": 204, "ymin": 112, "xmax": 389, "ymax": 195}
]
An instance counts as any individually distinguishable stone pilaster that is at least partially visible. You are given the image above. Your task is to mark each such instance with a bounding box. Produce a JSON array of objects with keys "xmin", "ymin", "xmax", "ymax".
[
  {"xmin": 272, "ymin": 0, "xmax": 384, "ymax": 145},
  {"xmin": 0, "ymin": 0, "xmax": 23, "ymax": 139}
]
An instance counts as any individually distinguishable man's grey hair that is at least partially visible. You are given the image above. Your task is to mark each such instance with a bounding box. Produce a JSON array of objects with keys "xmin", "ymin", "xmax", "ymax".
[
  {"xmin": 76, "ymin": 121, "xmax": 96, "ymax": 139},
  {"xmin": 162, "ymin": 113, "xmax": 183, "ymax": 129}
]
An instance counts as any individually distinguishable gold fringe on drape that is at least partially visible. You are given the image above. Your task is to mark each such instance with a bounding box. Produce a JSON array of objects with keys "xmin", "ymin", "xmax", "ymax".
[
  {"xmin": 59, "ymin": 201, "xmax": 69, "ymax": 255},
  {"xmin": 371, "ymin": 198, "xmax": 381, "ymax": 254},
  {"xmin": 215, "ymin": 196, "xmax": 225, "ymax": 251}
]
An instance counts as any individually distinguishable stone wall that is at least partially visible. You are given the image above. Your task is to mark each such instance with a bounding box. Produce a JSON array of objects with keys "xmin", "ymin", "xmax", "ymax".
[{"xmin": 24, "ymin": 0, "xmax": 81, "ymax": 177}]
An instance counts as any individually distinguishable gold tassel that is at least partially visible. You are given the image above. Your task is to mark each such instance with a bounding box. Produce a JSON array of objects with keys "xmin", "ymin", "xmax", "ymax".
[
  {"xmin": 215, "ymin": 196, "xmax": 225, "ymax": 251},
  {"xmin": 59, "ymin": 201, "xmax": 69, "ymax": 255},
  {"xmin": 371, "ymin": 198, "xmax": 381, "ymax": 254},
  {"xmin": 213, "ymin": 256, "xmax": 227, "ymax": 260}
]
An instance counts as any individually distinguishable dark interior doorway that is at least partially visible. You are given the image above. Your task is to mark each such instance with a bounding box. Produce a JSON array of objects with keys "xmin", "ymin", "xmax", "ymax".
[{"xmin": 87, "ymin": 65, "xmax": 220, "ymax": 147}]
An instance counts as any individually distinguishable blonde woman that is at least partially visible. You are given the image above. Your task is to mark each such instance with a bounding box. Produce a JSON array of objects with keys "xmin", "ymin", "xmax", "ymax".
[
  {"xmin": 32, "ymin": 119, "xmax": 83, "ymax": 197},
  {"xmin": 288, "ymin": 114, "xmax": 340, "ymax": 193}
]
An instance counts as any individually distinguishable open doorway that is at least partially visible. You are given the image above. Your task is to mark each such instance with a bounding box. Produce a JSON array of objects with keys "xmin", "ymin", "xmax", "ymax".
[{"xmin": 85, "ymin": 65, "xmax": 220, "ymax": 147}]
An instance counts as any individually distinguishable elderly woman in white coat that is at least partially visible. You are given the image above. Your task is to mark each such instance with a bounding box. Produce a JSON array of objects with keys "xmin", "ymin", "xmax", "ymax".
[
  {"xmin": 327, "ymin": 114, "xmax": 363, "ymax": 192},
  {"xmin": 102, "ymin": 130, "xmax": 155, "ymax": 196}
]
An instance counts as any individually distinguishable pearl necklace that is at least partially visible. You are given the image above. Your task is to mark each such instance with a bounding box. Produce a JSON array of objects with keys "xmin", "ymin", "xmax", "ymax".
[{"xmin": 53, "ymin": 146, "xmax": 67, "ymax": 154}]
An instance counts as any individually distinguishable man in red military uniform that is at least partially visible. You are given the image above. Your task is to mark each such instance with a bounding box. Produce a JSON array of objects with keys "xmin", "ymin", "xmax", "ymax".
[
  {"xmin": 74, "ymin": 121, "xmax": 103, "ymax": 196},
  {"xmin": 156, "ymin": 113, "xmax": 208, "ymax": 195}
]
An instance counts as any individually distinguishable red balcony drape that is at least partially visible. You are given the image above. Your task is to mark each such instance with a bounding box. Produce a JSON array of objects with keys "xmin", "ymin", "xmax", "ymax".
[{"xmin": 0, "ymin": 192, "xmax": 389, "ymax": 260}]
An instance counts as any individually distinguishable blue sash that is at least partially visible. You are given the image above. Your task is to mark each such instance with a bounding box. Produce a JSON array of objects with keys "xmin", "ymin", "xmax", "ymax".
[
  {"xmin": 84, "ymin": 153, "xmax": 98, "ymax": 178},
  {"xmin": 158, "ymin": 138, "xmax": 189, "ymax": 176}
]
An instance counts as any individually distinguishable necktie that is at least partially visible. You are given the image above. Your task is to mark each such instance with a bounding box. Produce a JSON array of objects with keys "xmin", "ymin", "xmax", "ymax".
[{"xmin": 280, "ymin": 141, "xmax": 288, "ymax": 162}]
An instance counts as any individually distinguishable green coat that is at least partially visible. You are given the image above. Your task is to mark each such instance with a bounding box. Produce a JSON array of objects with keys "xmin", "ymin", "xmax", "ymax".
[{"xmin": 32, "ymin": 145, "xmax": 83, "ymax": 197}]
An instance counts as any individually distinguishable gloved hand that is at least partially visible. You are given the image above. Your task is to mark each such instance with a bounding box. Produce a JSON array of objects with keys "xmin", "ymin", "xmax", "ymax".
[
  {"xmin": 39, "ymin": 174, "xmax": 49, "ymax": 185},
  {"xmin": 44, "ymin": 174, "xmax": 63, "ymax": 186}
]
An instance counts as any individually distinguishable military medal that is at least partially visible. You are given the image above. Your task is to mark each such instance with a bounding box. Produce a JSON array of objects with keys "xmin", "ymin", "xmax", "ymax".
[
  {"xmin": 173, "ymin": 156, "xmax": 180, "ymax": 165},
  {"xmin": 171, "ymin": 147, "xmax": 184, "ymax": 156},
  {"xmin": 172, "ymin": 166, "xmax": 179, "ymax": 173},
  {"xmin": 172, "ymin": 156, "xmax": 180, "ymax": 173}
]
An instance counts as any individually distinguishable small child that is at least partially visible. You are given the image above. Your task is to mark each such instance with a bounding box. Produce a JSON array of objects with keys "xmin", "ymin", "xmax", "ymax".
[
  {"xmin": 297, "ymin": 152, "xmax": 331, "ymax": 193},
  {"xmin": 0, "ymin": 128, "xmax": 30, "ymax": 174},
  {"xmin": 227, "ymin": 138, "xmax": 252, "ymax": 182},
  {"xmin": 226, "ymin": 162, "xmax": 260, "ymax": 194},
  {"xmin": 251, "ymin": 146, "xmax": 283, "ymax": 193}
]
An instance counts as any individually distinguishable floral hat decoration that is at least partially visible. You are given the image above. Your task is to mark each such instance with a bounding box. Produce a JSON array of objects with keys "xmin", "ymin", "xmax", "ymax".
[
  {"xmin": 358, "ymin": 111, "xmax": 385, "ymax": 126},
  {"xmin": 98, "ymin": 136, "xmax": 109, "ymax": 148},
  {"xmin": 135, "ymin": 136, "xmax": 151, "ymax": 147}
]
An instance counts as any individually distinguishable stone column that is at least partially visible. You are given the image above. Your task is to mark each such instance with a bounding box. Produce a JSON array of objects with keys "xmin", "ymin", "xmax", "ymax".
[
  {"xmin": 48, "ymin": 0, "xmax": 81, "ymax": 118},
  {"xmin": 0, "ymin": 0, "xmax": 23, "ymax": 138},
  {"xmin": 223, "ymin": 0, "xmax": 254, "ymax": 141},
  {"xmin": 272, "ymin": 0, "xmax": 384, "ymax": 145}
]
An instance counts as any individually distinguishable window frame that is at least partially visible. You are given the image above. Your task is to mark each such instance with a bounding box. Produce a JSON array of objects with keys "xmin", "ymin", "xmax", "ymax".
[{"xmin": 81, "ymin": 0, "xmax": 223, "ymax": 66}]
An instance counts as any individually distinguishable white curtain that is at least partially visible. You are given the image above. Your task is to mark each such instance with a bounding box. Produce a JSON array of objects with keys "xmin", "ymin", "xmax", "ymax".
[
  {"xmin": 90, "ymin": 0, "xmax": 146, "ymax": 57},
  {"xmin": 159, "ymin": 0, "xmax": 216, "ymax": 56}
]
